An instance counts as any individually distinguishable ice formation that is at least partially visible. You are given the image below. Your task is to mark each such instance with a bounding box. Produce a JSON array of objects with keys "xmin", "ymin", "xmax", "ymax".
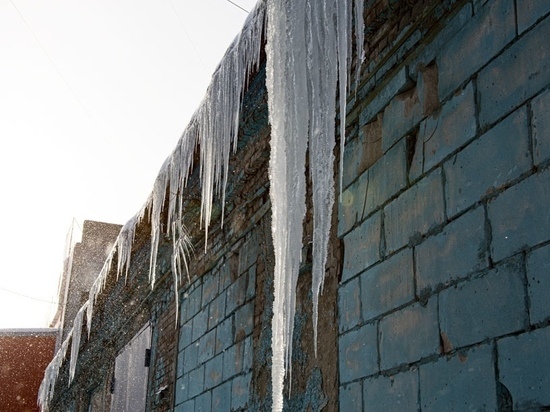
[
  {"xmin": 266, "ymin": 0, "xmax": 362, "ymax": 409},
  {"xmin": 39, "ymin": 0, "xmax": 365, "ymax": 410}
]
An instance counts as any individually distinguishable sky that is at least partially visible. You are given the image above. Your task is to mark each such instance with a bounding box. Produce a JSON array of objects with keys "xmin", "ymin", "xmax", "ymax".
[{"xmin": 0, "ymin": 0, "xmax": 258, "ymax": 329}]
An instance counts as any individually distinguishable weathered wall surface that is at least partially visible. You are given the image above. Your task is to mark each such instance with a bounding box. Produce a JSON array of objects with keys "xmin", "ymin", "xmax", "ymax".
[
  {"xmin": 339, "ymin": 0, "xmax": 550, "ymax": 410},
  {"xmin": 45, "ymin": 0, "xmax": 550, "ymax": 411}
]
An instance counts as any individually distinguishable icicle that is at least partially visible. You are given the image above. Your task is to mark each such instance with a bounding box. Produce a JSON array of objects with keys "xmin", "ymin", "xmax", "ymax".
[
  {"xmin": 266, "ymin": 0, "xmax": 356, "ymax": 409},
  {"xmin": 354, "ymin": 0, "xmax": 365, "ymax": 91},
  {"xmin": 38, "ymin": 332, "xmax": 71, "ymax": 411},
  {"xmin": 69, "ymin": 302, "xmax": 88, "ymax": 385}
]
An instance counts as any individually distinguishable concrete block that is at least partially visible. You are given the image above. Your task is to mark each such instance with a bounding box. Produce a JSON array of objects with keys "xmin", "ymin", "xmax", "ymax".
[
  {"xmin": 340, "ymin": 381, "xmax": 363, "ymax": 412},
  {"xmin": 420, "ymin": 82, "xmax": 477, "ymax": 174},
  {"xmin": 222, "ymin": 340, "xmax": 246, "ymax": 380},
  {"xmin": 498, "ymin": 327, "xmax": 550, "ymax": 409},
  {"xmin": 342, "ymin": 212, "xmax": 382, "ymax": 282},
  {"xmin": 382, "ymin": 88, "xmax": 422, "ymax": 152},
  {"xmin": 532, "ymin": 89, "xmax": 550, "ymax": 167},
  {"xmin": 226, "ymin": 274, "xmax": 246, "ymax": 314},
  {"xmin": 364, "ymin": 139, "xmax": 408, "ymax": 216},
  {"xmin": 202, "ymin": 272, "xmax": 218, "ymax": 305},
  {"xmin": 234, "ymin": 302, "xmax": 254, "ymax": 340},
  {"xmin": 186, "ymin": 283, "xmax": 202, "ymax": 320},
  {"xmin": 488, "ymin": 168, "xmax": 550, "ymax": 262},
  {"xmin": 339, "ymin": 323, "xmax": 378, "ymax": 383},
  {"xmin": 384, "ymin": 169, "xmax": 445, "ymax": 254},
  {"xmin": 175, "ymin": 399, "xmax": 194, "ymax": 412},
  {"xmin": 215, "ymin": 316, "xmax": 233, "ymax": 355},
  {"xmin": 359, "ymin": 67, "xmax": 413, "ymax": 126},
  {"xmin": 379, "ymin": 299, "xmax": 439, "ymax": 370},
  {"xmin": 179, "ymin": 320, "xmax": 193, "ymax": 350},
  {"xmin": 198, "ymin": 329, "xmax": 216, "ymax": 364},
  {"xmin": 192, "ymin": 308, "xmax": 209, "ymax": 343},
  {"xmin": 208, "ymin": 292, "xmax": 226, "ymax": 330},
  {"xmin": 527, "ymin": 244, "xmax": 550, "ymax": 324},
  {"xmin": 478, "ymin": 14, "xmax": 550, "ymax": 127},
  {"xmin": 361, "ymin": 249, "xmax": 415, "ymax": 322},
  {"xmin": 211, "ymin": 381, "xmax": 231, "ymax": 412},
  {"xmin": 177, "ymin": 349, "xmax": 185, "ymax": 379},
  {"xmin": 517, "ymin": 0, "xmax": 550, "ymax": 34},
  {"xmin": 175, "ymin": 374, "xmax": 189, "ymax": 405},
  {"xmin": 204, "ymin": 353, "xmax": 223, "ymax": 390},
  {"xmin": 419, "ymin": 345, "xmax": 496, "ymax": 411},
  {"xmin": 343, "ymin": 114, "xmax": 383, "ymax": 189},
  {"xmin": 339, "ymin": 276, "xmax": 362, "ymax": 333},
  {"xmin": 195, "ymin": 390, "xmax": 211, "ymax": 412},
  {"xmin": 188, "ymin": 365, "xmax": 204, "ymax": 398},
  {"xmin": 445, "ymin": 107, "xmax": 531, "ymax": 216},
  {"xmin": 339, "ymin": 171, "xmax": 369, "ymax": 236},
  {"xmin": 363, "ymin": 369, "xmax": 418, "ymax": 412},
  {"xmin": 439, "ymin": 257, "xmax": 526, "ymax": 349},
  {"xmin": 438, "ymin": 0, "xmax": 516, "ymax": 99},
  {"xmin": 416, "ymin": 207, "xmax": 488, "ymax": 292},
  {"xmin": 184, "ymin": 342, "xmax": 199, "ymax": 372},
  {"xmin": 246, "ymin": 265, "xmax": 256, "ymax": 300},
  {"xmin": 243, "ymin": 336, "xmax": 253, "ymax": 371},
  {"xmin": 232, "ymin": 372, "xmax": 252, "ymax": 410}
]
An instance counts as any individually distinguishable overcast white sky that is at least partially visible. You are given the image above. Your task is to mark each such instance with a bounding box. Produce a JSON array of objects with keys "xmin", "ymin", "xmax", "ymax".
[{"xmin": 0, "ymin": 0, "xmax": 257, "ymax": 328}]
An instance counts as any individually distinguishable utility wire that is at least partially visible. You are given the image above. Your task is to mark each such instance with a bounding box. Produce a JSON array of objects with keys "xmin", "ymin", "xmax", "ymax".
[
  {"xmin": 226, "ymin": 0, "xmax": 249, "ymax": 13},
  {"xmin": 0, "ymin": 286, "xmax": 58, "ymax": 305}
]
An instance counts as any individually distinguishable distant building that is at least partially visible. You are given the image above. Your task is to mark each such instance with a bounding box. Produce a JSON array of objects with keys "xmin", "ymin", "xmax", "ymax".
[
  {"xmin": 0, "ymin": 329, "xmax": 57, "ymax": 412},
  {"xmin": 51, "ymin": 220, "xmax": 121, "ymax": 346}
]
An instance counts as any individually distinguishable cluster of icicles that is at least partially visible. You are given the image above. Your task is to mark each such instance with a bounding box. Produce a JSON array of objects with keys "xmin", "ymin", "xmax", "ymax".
[{"xmin": 38, "ymin": 1, "xmax": 364, "ymax": 411}]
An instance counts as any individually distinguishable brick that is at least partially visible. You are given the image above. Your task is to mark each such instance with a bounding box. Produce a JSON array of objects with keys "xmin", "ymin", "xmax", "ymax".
[
  {"xmin": 363, "ymin": 370, "xmax": 418, "ymax": 412},
  {"xmin": 234, "ymin": 302, "xmax": 254, "ymax": 339},
  {"xmin": 384, "ymin": 169, "xmax": 445, "ymax": 254},
  {"xmin": 498, "ymin": 327, "xmax": 550, "ymax": 409},
  {"xmin": 195, "ymin": 391, "xmax": 211, "ymax": 412},
  {"xmin": 419, "ymin": 345, "xmax": 496, "ymax": 412},
  {"xmin": 488, "ymin": 168, "xmax": 550, "ymax": 262},
  {"xmin": 361, "ymin": 249, "xmax": 415, "ymax": 322},
  {"xmin": 342, "ymin": 212, "xmax": 382, "ymax": 282},
  {"xmin": 364, "ymin": 138, "xmax": 407, "ymax": 216},
  {"xmin": 340, "ymin": 381, "xmax": 362, "ymax": 412},
  {"xmin": 527, "ymin": 244, "xmax": 550, "ymax": 324},
  {"xmin": 339, "ymin": 323, "xmax": 378, "ymax": 383},
  {"xmin": 208, "ymin": 292, "xmax": 226, "ymax": 329},
  {"xmin": 445, "ymin": 107, "xmax": 531, "ymax": 216},
  {"xmin": 416, "ymin": 207, "xmax": 488, "ymax": 292},
  {"xmin": 204, "ymin": 354, "xmax": 223, "ymax": 390},
  {"xmin": 382, "ymin": 87, "xmax": 422, "ymax": 152},
  {"xmin": 231, "ymin": 372, "xmax": 252, "ymax": 410},
  {"xmin": 418, "ymin": 82, "xmax": 477, "ymax": 176},
  {"xmin": 478, "ymin": 14, "xmax": 550, "ymax": 127},
  {"xmin": 379, "ymin": 299, "xmax": 439, "ymax": 370},
  {"xmin": 517, "ymin": 0, "xmax": 550, "ymax": 34},
  {"xmin": 211, "ymin": 381, "xmax": 231, "ymax": 412},
  {"xmin": 438, "ymin": 0, "xmax": 516, "ymax": 99},
  {"xmin": 532, "ymin": 89, "xmax": 550, "ymax": 166},
  {"xmin": 359, "ymin": 67, "xmax": 413, "ymax": 126},
  {"xmin": 439, "ymin": 257, "xmax": 526, "ymax": 349},
  {"xmin": 339, "ymin": 276, "xmax": 362, "ymax": 333},
  {"xmin": 339, "ymin": 171, "xmax": 369, "ymax": 236}
]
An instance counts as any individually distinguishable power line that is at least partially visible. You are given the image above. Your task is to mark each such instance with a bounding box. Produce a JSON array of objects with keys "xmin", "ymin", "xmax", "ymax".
[
  {"xmin": 0, "ymin": 286, "xmax": 58, "ymax": 305},
  {"xmin": 226, "ymin": 0, "xmax": 249, "ymax": 13}
]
